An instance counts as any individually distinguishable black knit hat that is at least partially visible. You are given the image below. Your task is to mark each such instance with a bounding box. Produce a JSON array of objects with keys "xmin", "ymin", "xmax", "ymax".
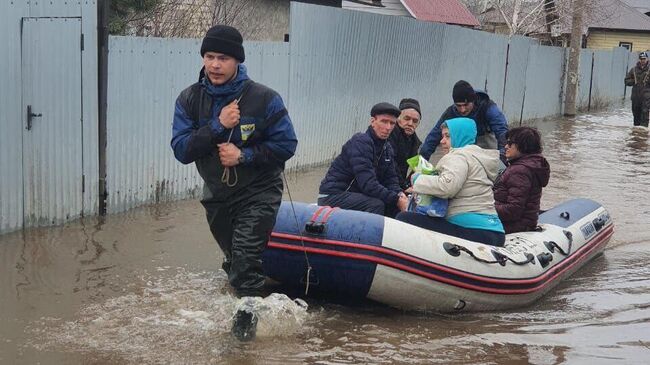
[
  {"xmin": 399, "ymin": 98, "xmax": 421, "ymax": 116},
  {"xmin": 200, "ymin": 25, "xmax": 245, "ymax": 62},
  {"xmin": 370, "ymin": 102, "xmax": 401, "ymax": 118},
  {"xmin": 452, "ymin": 80, "xmax": 476, "ymax": 103}
]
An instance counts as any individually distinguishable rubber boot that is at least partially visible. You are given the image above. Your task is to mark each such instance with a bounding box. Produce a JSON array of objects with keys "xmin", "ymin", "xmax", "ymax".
[
  {"xmin": 231, "ymin": 309, "xmax": 258, "ymax": 341},
  {"xmin": 231, "ymin": 297, "xmax": 259, "ymax": 341}
]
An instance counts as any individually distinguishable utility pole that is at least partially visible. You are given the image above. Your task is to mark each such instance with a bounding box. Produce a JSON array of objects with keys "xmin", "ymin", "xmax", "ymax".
[{"xmin": 564, "ymin": 0, "xmax": 584, "ymax": 116}]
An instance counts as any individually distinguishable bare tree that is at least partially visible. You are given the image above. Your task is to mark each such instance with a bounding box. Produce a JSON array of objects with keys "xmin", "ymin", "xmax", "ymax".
[
  {"xmin": 475, "ymin": 0, "xmax": 615, "ymax": 45},
  {"xmin": 489, "ymin": 0, "xmax": 552, "ymax": 38},
  {"xmin": 459, "ymin": 0, "xmax": 489, "ymax": 14},
  {"xmin": 120, "ymin": 0, "xmax": 288, "ymax": 40}
]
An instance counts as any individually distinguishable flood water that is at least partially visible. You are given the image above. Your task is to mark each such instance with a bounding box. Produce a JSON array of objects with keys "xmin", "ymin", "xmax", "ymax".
[{"xmin": 1, "ymin": 105, "xmax": 650, "ymax": 364}]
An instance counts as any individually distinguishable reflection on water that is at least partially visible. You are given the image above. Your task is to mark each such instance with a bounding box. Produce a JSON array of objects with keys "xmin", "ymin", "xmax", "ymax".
[{"xmin": 1, "ymin": 106, "xmax": 650, "ymax": 364}]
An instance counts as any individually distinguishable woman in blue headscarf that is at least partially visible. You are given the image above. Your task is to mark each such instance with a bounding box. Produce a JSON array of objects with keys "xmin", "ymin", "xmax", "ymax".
[{"xmin": 395, "ymin": 117, "xmax": 505, "ymax": 246}]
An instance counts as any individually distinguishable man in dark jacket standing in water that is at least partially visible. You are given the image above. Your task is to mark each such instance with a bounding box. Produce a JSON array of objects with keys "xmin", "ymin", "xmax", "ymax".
[
  {"xmin": 388, "ymin": 98, "xmax": 422, "ymax": 191},
  {"xmin": 420, "ymin": 80, "xmax": 508, "ymax": 163},
  {"xmin": 171, "ymin": 25, "xmax": 297, "ymax": 341},
  {"xmin": 624, "ymin": 51, "xmax": 650, "ymax": 127}
]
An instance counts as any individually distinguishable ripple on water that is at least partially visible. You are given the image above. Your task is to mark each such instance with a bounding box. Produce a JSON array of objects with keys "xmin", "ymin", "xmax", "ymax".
[
  {"xmin": 444, "ymin": 249, "xmax": 650, "ymax": 364},
  {"xmin": 28, "ymin": 267, "xmax": 311, "ymax": 364},
  {"xmin": 14, "ymin": 106, "xmax": 650, "ymax": 364}
]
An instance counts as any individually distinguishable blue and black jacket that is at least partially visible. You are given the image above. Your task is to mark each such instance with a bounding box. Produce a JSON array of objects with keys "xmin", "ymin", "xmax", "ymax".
[
  {"xmin": 420, "ymin": 90, "xmax": 508, "ymax": 160},
  {"xmin": 319, "ymin": 127, "xmax": 401, "ymax": 206},
  {"xmin": 171, "ymin": 64, "xmax": 297, "ymax": 199}
]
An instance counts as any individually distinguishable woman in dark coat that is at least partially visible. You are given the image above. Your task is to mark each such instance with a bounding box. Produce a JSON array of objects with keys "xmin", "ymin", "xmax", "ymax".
[{"xmin": 493, "ymin": 127, "xmax": 550, "ymax": 234}]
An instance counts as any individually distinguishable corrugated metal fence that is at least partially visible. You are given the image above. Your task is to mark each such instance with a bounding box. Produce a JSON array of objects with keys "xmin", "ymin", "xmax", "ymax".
[
  {"xmin": 105, "ymin": 3, "xmax": 631, "ymax": 214},
  {"xmin": 0, "ymin": 2, "xmax": 634, "ymax": 232}
]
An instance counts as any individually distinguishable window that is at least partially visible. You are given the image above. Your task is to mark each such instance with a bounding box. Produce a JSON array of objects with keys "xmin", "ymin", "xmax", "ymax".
[{"xmin": 619, "ymin": 42, "xmax": 633, "ymax": 50}]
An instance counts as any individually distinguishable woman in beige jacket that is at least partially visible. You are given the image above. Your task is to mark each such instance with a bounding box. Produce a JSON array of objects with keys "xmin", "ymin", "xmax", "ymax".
[{"xmin": 395, "ymin": 117, "xmax": 505, "ymax": 246}]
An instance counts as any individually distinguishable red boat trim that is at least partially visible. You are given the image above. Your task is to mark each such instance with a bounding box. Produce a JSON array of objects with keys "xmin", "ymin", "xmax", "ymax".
[
  {"xmin": 268, "ymin": 225, "xmax": 613, "ymax": 294},
  {"xmin": 271, "ymin": 225, "xmax": 613, "ymax": 285}
]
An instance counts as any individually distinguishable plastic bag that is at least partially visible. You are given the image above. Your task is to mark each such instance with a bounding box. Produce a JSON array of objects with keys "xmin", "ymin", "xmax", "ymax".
[
  {"xmin": 408, "ymin": 194, "xmax": 448, "ymax": 217},
  {"xmin": 406, "ymin": 155, "xmax": 448, "ymax": 217},
  {"xmin": 406, "ymin": 155, "xmax": 436, "ymax": 176}
]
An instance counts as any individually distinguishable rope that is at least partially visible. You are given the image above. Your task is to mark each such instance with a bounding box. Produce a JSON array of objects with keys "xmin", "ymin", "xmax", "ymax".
[
  {"xmin": 308, "ymin": 205, "xmax": 328, "ymax": 224},
  {"xmin": 320, "ymin": 207, "xmax": 339, "ymax": 223},
  {"xmin": 281, "ymin": 171, "xmax": 313, "ymax": 295},
  {"xmin": 219, "ymin": 83, "xmax": 251, "ymax": 188},
  {"xmin": 221, "ymin": 128, "xmax": 238, "ymax": 187}
]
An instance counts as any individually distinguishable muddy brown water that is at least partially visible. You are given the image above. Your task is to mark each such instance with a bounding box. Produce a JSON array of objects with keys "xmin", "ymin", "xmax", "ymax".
[{"xmin": 1, "ymin": 106, "xmax": 650, "ymax": 364}]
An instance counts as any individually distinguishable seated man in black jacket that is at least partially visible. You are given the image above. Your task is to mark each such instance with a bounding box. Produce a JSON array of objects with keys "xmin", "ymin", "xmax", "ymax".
[
  {"xmin": 388, "ymin": 98, "xmax": 422, "ymax": 192},
  {"xmin": 318, "ymin": 102, "xmax": 409, "ymax": 216}
]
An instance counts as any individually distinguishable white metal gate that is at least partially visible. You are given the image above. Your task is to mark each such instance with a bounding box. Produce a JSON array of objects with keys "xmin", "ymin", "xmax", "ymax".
[{"xmin": 21, "ymin": 17, "xmax": 84, "ymax": 226}]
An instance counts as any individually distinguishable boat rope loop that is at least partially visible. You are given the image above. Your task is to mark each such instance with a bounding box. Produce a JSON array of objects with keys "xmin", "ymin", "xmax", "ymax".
[
  {"xmin": 443, "ymin": 242, "xmax": 535, "ymax": 266},
  {"xmin": 541, "ymin": 230, "xmax": 573, "ymax": 256},
  {"xmin": 305, "ymin": 206, "xmax": 339, "ymax": 234},
  {"xmin": 544, "ymin": 240, "xmax": 568, "ymax": 256},
  {"xmin": 281, "ymin": 172, "xmax": 313, "ymax": 296}
]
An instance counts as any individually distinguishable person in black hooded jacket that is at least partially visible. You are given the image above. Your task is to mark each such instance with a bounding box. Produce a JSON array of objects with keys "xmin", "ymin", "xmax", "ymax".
[
  {"xmin": 420, "ymin": 80, "xmax": 509, "ymax": 163},
  {"xmin": 388, "ymin": 98, "xmax": 422, "ymax": 191},
  {"xmin": 318, "ymin": 102, "xmax": 409, "ymax": 216},
  {"xmin": 493, "ymin": 127, "xmax": 550, "ymax": 234}
]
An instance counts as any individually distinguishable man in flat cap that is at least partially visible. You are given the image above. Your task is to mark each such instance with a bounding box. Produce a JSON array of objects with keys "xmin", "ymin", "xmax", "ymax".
[
  {"xmin": 388, "ymin": 98, "xmax": 422, "ymax": 191},
  {"xmin": 318, "ymin": 102, "xmax": 409, "ymax": 216},
  {"xmin": 420, "ymin": 80, "xmax": 508, "ymax": 163},
  {"xmin": 625, "ymin": 51, "xmax": 650, "ymax": 127},
  {"xmin": 171, "ymin": 25, "xmax": 297, "ymax": 341}
]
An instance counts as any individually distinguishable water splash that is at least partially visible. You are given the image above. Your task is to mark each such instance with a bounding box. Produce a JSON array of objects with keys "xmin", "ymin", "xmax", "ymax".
[
  {"xmin": 28, "ymin": 268, "xmax": 311, "ymax": 364},
  {"xmin": 232, "ymin": 293, "xmax": 309, "ymax": 338}
]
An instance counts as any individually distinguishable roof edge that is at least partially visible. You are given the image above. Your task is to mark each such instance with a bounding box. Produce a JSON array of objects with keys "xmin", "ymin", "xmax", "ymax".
[
  {"xmin": 589, "ymin": 26, "xmax": 650, "ymax": 34},
  {"xmin": 399, "ymin": 0, "xmax": 416, "ymax": 18}
]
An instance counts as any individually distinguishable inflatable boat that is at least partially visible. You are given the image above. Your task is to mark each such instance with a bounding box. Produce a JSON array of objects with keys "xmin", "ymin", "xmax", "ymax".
[{"xmin": 263, "ymin": 198, "xmax": 614, "ymax": 312}]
